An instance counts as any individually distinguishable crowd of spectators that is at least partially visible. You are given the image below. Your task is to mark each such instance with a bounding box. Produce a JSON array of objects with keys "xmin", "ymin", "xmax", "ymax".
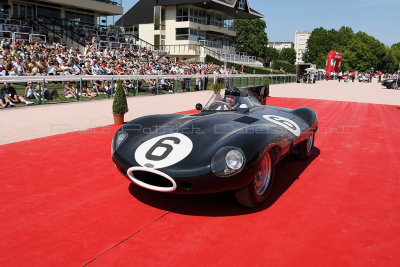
[{"xmin": 0, "ymin": 33, "xmax": 242, "ymax": 108}]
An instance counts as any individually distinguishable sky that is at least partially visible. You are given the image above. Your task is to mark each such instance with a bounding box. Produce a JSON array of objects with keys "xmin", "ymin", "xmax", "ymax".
[{"xmin": 119, "ymin": 0, "xmax": 400, "ymax": 47}]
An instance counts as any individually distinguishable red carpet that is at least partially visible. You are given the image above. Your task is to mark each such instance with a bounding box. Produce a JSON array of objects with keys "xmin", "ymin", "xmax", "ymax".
[{"xmin": 1, "ymin": 97, "xmax": 399, "ymax": 266}]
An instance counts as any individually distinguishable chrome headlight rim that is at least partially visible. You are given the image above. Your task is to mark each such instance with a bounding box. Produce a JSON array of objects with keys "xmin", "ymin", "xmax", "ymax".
[
  {"xmin": 211, "ymin": 146, "xmax": 246, "ymax": 177},
  {"xmin": 225, "ymin": 149, "xmax": 244, "ymax": 170},
  {"xmin": 111, "ymin": 130, "xmax": 128, "ymax": 154}
]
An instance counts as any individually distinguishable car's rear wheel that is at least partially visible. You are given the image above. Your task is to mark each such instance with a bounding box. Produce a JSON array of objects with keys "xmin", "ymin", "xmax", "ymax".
[
  {"xmin": 297, "ymin": 130, "xmax": 316, "ymax": 160},
  {"xmin": 391, "ymin": 82, "xmax": 399, "ymax": 89},
  {"xmin": 235, "ymin": 150, "xmax": 275, "ymax": 208}
]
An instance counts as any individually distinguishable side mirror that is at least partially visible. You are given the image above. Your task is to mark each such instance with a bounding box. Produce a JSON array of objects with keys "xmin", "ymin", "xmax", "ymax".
[{"xmin": 195, "ymin": 103, "xmax": 203, "ymax": 111}]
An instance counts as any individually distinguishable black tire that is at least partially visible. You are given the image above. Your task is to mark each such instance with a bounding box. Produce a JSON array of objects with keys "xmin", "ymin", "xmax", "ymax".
[
  {"xmin": 391, "ymin": 83, "xmax": 399, "ymax": 89},
  {"xmin": 235, "ymin": 150, "xmax": 275, "ymax": 208},
  {"xmin": 297, "ymin": 130, "xmax": 316, "ymax": 160}
]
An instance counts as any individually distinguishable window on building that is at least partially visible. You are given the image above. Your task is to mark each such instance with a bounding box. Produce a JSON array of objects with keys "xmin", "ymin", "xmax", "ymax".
[
  {"xmin": 37, "ymin": 6, "xmax": 61, "ymax": 19},
  {"xmin": 177, "ymin": 6, "xmax": 208, "ymax": 25},
  {"xmin": 215, "ymin": 14, "xmax": 223, "ymax": 27},
  {"xmin": 176, "ymin": 6, "xmax": 189, "ymax": 22},
  {"xmin": 176, "ymin": 28, "xmax": 189, "ymax": 40},
  {"xmin": 238, "ymin": 0, "xmax": 246, "ymax": 10},
  {"xmin": 176, "ymin": 27, "xmax": 206, "ymax": 41},
  {"xmin": 0, "ymin": 1, "xmax": 10, "ymax": 17},
  {"xmin": 66, "ymin": 11, "xmax": 94, "ymax": 24}
]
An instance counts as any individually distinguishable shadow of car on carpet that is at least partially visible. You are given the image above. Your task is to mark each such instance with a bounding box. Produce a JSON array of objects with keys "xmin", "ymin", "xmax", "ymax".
[{"xmin": 128, "ymin": 148, "xmax": 320, "ymax": 216}]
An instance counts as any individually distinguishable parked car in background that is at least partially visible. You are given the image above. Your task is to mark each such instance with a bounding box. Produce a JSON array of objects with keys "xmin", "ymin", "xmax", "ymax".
[
  {"xmin": 358, "ymin": 76, "xmax": 370, "ymax": 82},
  {"xmin": 382, "ymin": 77, "xmax": 399, "ymax": 89}
]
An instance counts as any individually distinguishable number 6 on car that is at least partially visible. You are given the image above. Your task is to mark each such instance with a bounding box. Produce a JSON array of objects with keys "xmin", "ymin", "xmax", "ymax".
[{"xmin": 135, "ymin": 133, "xmax": 193, "ymax": 169}]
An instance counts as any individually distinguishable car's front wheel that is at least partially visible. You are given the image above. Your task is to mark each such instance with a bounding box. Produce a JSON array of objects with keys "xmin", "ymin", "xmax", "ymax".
[
  {"xmin": 297, "ymin": 130, "xmax": 316, "ymax": 160},
  {"xmin": 391, "ymin": 82, "xmax": 399, "ymax": 89},
  {"xmin": 235, "ymin": 150, "xmax": 275, "ymax": 208}
]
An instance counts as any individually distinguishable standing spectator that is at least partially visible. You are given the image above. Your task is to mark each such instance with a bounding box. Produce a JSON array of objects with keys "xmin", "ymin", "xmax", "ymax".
[
  {"xmin": 338, "ymin": 71, "xmax": 343, "ymax": 82},
  {"xmin": 378, "ymin": 70, "xmax": 382, "ymax": 82},
  {"xmin": 369, "ymin": 72, "xmax": 373, "ymax": 82},
  {"xmin": 351, "ymin": 71, "xmax": 356, "ymax": 82}
]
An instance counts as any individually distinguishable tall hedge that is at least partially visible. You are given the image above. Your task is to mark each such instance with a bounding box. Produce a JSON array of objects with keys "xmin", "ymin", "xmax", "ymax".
[
  {"xmin": 205, "ymin": 55, "xmax": 285, "ymax": 75},
  {"xmin": 271, "ymin": 60, "xmax": 296, "ymax": 74}
]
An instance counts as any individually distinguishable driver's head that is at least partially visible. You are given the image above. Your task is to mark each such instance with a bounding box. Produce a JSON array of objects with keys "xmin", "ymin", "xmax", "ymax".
[{"xmin": 225, "ymin": 87, "xmax": 240, "ymax": 107}]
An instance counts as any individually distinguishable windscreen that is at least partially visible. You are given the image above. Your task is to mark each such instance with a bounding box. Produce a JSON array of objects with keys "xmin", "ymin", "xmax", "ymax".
[{"xmin": 203, "ymin": 94, "xmax": 254, "ymax": 111}]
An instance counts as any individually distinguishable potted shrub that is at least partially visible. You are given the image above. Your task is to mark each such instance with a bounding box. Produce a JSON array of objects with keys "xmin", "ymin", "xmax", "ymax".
[
  {"xmin": 210, "ymin": 81, "xmax": 224, "ymax": 95},
  {"xmin": 112, "ymin": 80, "xmax": 128, "ymax": 124},
  {"xmin": 264, "ymin": 77, "xmax": 270, "ymax": 97}
]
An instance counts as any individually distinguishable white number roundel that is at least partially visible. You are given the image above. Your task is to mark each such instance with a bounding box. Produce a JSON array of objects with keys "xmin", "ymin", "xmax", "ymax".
[
  {"xmin": 135, "ymin": 133, "xmax": 193, "ymax": 169},
  {"xmin": 263, "ymin": 115, "xmax": 301, "ymax": 137}
]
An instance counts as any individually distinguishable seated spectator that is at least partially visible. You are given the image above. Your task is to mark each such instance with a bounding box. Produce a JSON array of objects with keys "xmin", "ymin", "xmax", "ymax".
[
  {"xmin": 81, "ymin": 81, "xmax": 97, "ymax": 98},
  {"xmin": 1, "ymin": 97, "xmax": 11, "ymax": 108},
  {"xmin": 1, "ymin": 82, "xmax": 33, "ymax": 106},
  {"xmin": 24, "ymin": 82, "xmax": 40, "ymax": 101},
  {"xmin": 35, "ymin": 84, "xmax": 60, "ymax": 101},
  {"xmin": 93, "ymin": 80, "xmax": 104, "ymax": 94},
  {"xmin": 104, "ymin": 81, "xmax": 115, "ymax": 96},
  {"xmin": 64, "ymin": 81, "xmax": 77, "ymax": 98},
  {"xmin": 160, "ymin": 78, "xmax": 173, "ymax": 93}
]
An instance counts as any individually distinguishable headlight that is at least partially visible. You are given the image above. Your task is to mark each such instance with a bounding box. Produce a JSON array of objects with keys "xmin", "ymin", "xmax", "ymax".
[
  {"xmin": 226, "ymin": 150, "xmax": 244, "ymax": 170},
  {"xmin": 211, "ymin": 146, "xmax": 245, "ymax": 177},
  {"xmin": 111, "ymin": 131, "xmax": 128, "ymax": 154}
]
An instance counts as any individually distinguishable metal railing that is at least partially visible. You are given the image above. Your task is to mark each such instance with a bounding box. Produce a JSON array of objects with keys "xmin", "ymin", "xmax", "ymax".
[{"xmin": 0, "ymin": 31, "xmax": 46, "ymax": 45}]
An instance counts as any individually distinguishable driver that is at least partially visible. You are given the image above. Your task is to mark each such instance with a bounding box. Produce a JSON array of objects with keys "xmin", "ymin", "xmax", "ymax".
[
  {"xmin": 209, "ymin": 87, "xmax": 248, "ymax": 110},
  {"xmin": 224, "ymin": 87, "xmax": 248, "ymax": 110},
  {"xmin": 225, "ymin": 91, "xmax": 239, "ymax": 110}
]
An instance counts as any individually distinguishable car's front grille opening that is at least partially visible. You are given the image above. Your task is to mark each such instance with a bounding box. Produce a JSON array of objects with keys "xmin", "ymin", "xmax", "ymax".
[{"xmin": 131, "ymin": 171, "xmax": 173, "ymax": 188}]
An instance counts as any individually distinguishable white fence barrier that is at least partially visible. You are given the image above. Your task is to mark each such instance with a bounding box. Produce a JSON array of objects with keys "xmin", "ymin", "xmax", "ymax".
[{"xmin": 0, "ymin": 74, "xmax": 296, "ymax": 84}]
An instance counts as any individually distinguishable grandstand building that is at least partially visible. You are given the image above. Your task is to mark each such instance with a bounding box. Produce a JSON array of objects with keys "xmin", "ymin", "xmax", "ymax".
[
  {"xmin": 0, "ymin": 0, "xmax": 123, "ymax": 52},
  {"xmin": 0, "ymin": 0, "xmax": 122, "ymax": 24},
  {"xmin": 116, "ymin": 0, "xmax": 263, "ymax": 64}
]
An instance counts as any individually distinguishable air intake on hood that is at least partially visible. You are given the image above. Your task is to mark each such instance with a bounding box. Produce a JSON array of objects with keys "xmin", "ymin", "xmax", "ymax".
[{"xmin": 234, "ymin": 116, "xmax": 259, "ymax": 124}]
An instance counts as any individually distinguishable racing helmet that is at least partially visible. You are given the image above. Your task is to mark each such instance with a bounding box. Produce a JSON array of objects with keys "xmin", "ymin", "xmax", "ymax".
[{"xmin": 225, "ymin": 87, "xmax": 240, "ymax": 96}]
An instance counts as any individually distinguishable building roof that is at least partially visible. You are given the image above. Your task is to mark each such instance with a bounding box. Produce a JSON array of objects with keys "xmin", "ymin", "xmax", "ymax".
[{"xmin": 116, "ymin": 0, "xmax": 263, "ymax": 26}]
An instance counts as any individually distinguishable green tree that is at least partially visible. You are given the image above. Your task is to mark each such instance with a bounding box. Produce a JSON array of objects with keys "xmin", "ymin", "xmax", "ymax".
[
  {"xmin": 302, "ymin": 27, "xmax": 335, "ymax": 66},
  {"xmin": 234, "ymin": 19, "xmax": 268, "ymax": 59},
  {"xmin": 265, "ymin": 47, "xmax": 280, "ymax": 63},
  {"xmin": 333, "ymin": 26, "xmax": 354, "ymax": 51},
  {"xmin": 342, "ymin": 37, "xmax": 373, "ymax": 71},
  {"xmin": 390, "ymin": 43, "xmax": 400, "ymax": 70},
  {"xmin": 380, "ymin": 51, "xmax": 397, "ymax": 73},
  {"xmin": 303, "ymin": 26, "xmax": 387, "ymax": 71},
  {"xmin": 279, "ymin": 48, "xmax": 296, "ymax": 64}
]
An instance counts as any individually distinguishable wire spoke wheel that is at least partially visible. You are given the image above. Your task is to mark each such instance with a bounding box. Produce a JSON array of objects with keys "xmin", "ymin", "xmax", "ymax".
[
  {"xmin": 297, "ymin": 130, "xmax": 316, "ymax": 160},
  {"xmin": 253, "ymin": 153, "xmax": 272, "ymax": 196},
  {"xmin": 235, "ymin": 150, "xmax": 275, "ymax": 208}
]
